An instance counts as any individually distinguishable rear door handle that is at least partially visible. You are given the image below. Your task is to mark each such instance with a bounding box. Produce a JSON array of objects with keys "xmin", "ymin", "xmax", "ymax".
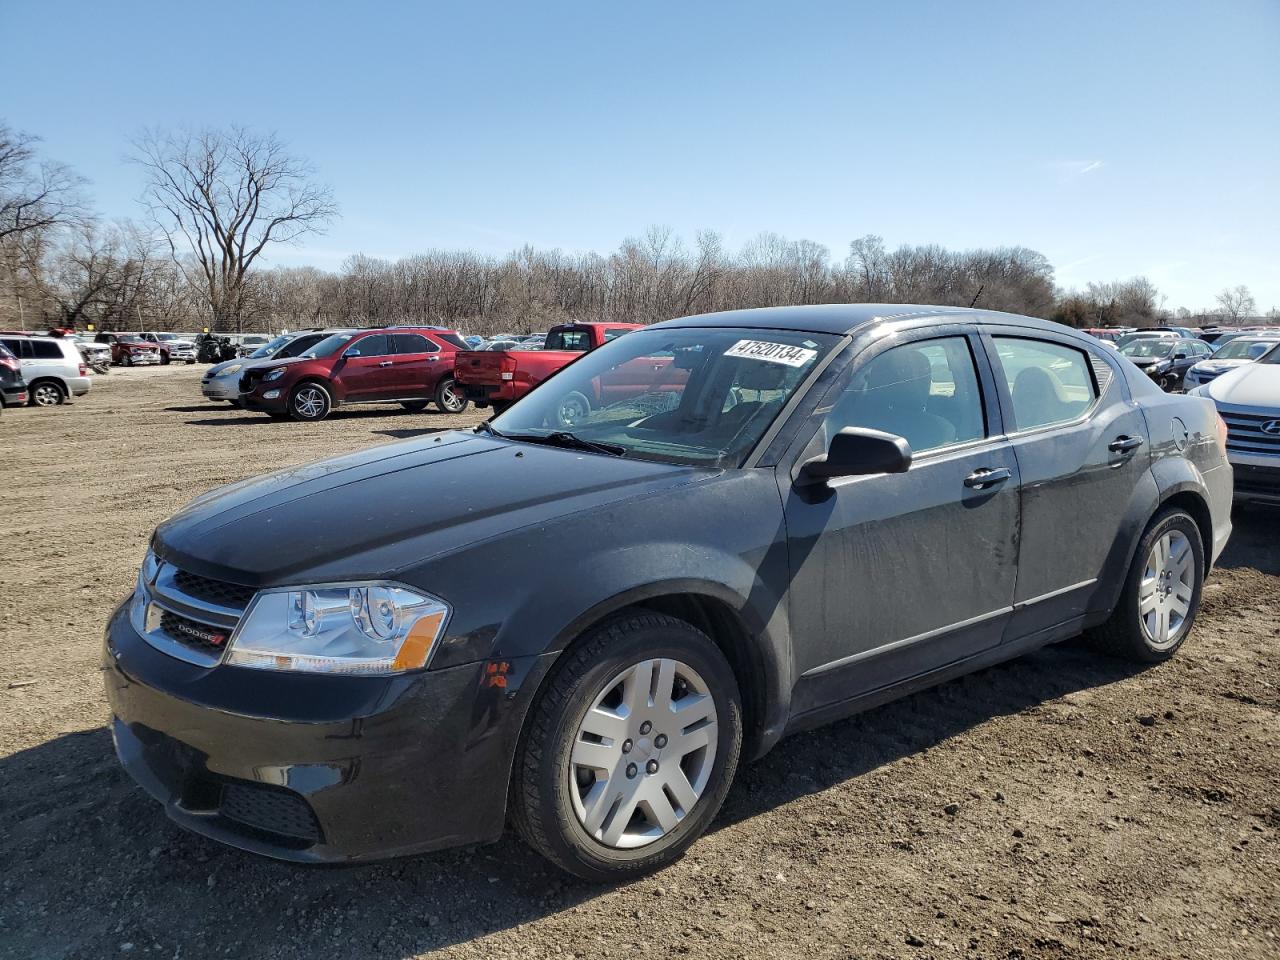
[
  {"xmin": 378, "ymin": 360, "xmax": 393, "ymax": 367},
  {"xmin": 964, "ymin": 467, "xmax": 1012, "ymax": 489},
  {"xmin": 1108, "ymin": 435, "xmax": 1144, "ymax": 453}
]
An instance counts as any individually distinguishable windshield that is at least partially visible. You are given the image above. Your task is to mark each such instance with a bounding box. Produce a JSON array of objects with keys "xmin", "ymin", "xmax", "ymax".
[
  {"xmin": 251, "ymin": 335, "xmax": 293, "ymax": 359},
  {"xmin": 301, "ymin": 333, "xmax": 354, "ymax": 358},
  {"xmin": 491, "ymin": 327, "xmax": 837, "ymax": 466},
  {"xmin": 1121, "ymin": 340, "xmax": 1173, "ymax": 359},
  {"xmin": 154, "ymin": 333, "xmax": 179, "ymax": 341},
  {"xmin": 1213, "ymin": 338, "xmax": 1277, "ymax": 360}
]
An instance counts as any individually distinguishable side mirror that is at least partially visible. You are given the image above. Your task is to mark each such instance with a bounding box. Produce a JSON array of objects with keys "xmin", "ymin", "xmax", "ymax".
[
  {"xmin": 342, "ymin": 347, "xmax": 361, "ymax": 358},
  {"xmin": 799, "ymin": 427, "xmax": 912, "ymax": 485},
  {"xmin": 1173, "ymin": 352, "xmax": 1187, "ymax": 361}
]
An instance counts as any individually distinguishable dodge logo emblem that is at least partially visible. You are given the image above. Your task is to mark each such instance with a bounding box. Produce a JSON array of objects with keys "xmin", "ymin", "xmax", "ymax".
[{"xmin": 1263, "ymin": 420, "xmax": 1280, "ymax": 436}]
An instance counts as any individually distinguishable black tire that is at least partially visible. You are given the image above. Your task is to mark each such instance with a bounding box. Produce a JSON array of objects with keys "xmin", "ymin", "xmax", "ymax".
[
  {"xmin": 122, "ymin": 353, "xmax": 133, "ymax": 367},
  {"xmin": 434, "ymin": 377, "xmax": 468, "ymax": 414},
  {"xmin": 186, "ymin": 359, "xmax": 196, "ymax": 365},
  {"xmin": 400, "ymin": 400, "xmax": 430, "ymax": 413},
  {"xmin": 29, "ymin": 380, "xmax": 66, "ymax": 407},
  {"xmin": 161, "ymin": 352, "xmax": 171, "ymax": 365},
  {"xmin": 512, "ymin": 613, "xmax": 743, "ymax": 882},
  {"xmin": 555, "ymin": 391, "xmax": 592, "ymax": 428},
  {"xmin": 1088, "ymin": 508, "xmax": 1204, "ymax": 662},
  {"xmin": 287, "ymin": 381, "xmax": 332, "ymax": 422}
]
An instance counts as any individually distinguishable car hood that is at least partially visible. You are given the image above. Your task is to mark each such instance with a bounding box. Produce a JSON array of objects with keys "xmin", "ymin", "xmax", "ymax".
[
  {"xmin": 1125, "ymin": 356, "xmax": 1165, "ymax": 368},
  {"xmin": 1191, "ymin": 359, "xmax": 1246, "ymax": 374},
  {"xmin": 1199, "ymin": 362, "xmax": 1280, "ymax": 409},
  {"xmin": 153, "ymin": 432, "xmax": 712, "ymax": 585},
  {"xmin": 206, "ymin": 356, "xmax": 277, "ymax": 378},
  {"xmin": 165, "ymin": 339, "xmax": 195, "ymax": 349}
]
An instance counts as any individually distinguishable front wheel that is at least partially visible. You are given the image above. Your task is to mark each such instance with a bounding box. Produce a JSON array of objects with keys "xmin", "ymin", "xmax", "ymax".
[
  {"xmin": 400, "ymin": 400, "xmax": 430, "ymax": 413},
  {"xmin": 1088, "ymin": 508, "xmax": 1204, "ymax": 662},
  {"xmin": 434, "ymin": 377, "xmax": 468, "ymax": 414},
  {"xmin": 512, "ymin": 613, "xmax": 742, "ymax": 882},
  {"xmin": 288, "ymin": 382, "xmax": 332, "ymax": 422}
]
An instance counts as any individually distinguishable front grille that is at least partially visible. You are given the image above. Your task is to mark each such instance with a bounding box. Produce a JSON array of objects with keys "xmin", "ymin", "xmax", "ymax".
[
  {"xmin": 1221, "ymin": 409, "xmax": 1280, "ymax": 456},
  {"xmin": 220, "ymin": 783, "xmax": 322, "ymax": 842},
  {"xmin": 172, "ymin": 569, "xmax": 256, "ymax": 609},
  {"xmin": 158, "ymin": 610, "xmax": 233, "ymax": 657}
]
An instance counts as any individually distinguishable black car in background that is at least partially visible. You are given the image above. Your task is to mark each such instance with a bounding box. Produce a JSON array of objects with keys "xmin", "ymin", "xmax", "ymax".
[
  {"xmin": 106, "ymin": 304, "xmax": 1233, "ymax": 881},
  {"xmin": 0, "ymin": 342, "xmax": 28, "ymax": 411},
  {"xmin": 1118, "ymin": 336, "xmax": 1213, "ymax": 391}
]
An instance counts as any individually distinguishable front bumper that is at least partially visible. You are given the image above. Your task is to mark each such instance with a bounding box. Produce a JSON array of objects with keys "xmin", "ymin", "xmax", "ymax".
[
  {"xmin": 458, "ymin": 381, "xmax": 518, "ymax": 405},
  {"xmin": 201, "ymin": 378, "xmax": 240, "ymax": 401},
  {"xmin": 168, "ymin": 349, "xmax": 197, "ymax": 361},
  {"xmin": 104, "ymin": 603, "xmax": 542, "ymax": 862},
  {"xmin": 1229, "ymin": 457, "xmax": 1280, "ymax": 505},
  {"xmin": 239, "ymin": 388, "xmax": 288, "ymax": 413},
  {"xmin": 2, "ymin": 385, "xmax": 26, "ymax": 405}
]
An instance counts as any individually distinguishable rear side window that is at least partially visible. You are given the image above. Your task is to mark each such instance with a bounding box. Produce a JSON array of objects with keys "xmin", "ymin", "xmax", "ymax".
[
  {"xmin": 992, "ymin": 337, "xmax": 1097, "ymax": 431},
  {"xmin": 348, "ymin": 334, "xmax": 390, "ymax": 357},
  {"xmin": 434, "ymin": 333, "xmax": 469, "ymax": 351},
  {"xmin": 393, "ymin": 333, "xmax": 438, "ymax": 354},
  {"xmin": 30, "ymin": 340, "xmax": 64, "ymax": 359},
  {"xmin": 604, "ymin": 327, "xmax": 634, "ymax": 342},
  {"xmin": 545, "ymin": 329, "xmax": 593, "ymax": 351},
  {"xmin": 822, "ymin": 336, "xmax": 986, "ymax": 454}
]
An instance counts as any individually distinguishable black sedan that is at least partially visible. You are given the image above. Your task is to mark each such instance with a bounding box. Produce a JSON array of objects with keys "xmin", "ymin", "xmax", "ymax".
[
  {"xmin": 1119, "ymin": 336, "xmax": 1214, "ymax": 391},
  {"xmin": 105, "ymin": 304, "xmax": 1234, "ymax": 881},
  {"xmin": 0, "ymin": 342, "xmax": 28, "ymax": 410}
]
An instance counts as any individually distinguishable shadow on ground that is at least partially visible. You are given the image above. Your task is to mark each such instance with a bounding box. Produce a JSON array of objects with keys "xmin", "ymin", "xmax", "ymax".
[{"xmin": 0, "ymin": 641, "xmax": 1143, "ymax": 959}]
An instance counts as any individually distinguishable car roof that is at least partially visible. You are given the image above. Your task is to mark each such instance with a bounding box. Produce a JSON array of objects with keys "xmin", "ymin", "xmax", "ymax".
[{"xmin": 650, "ymin": 303, "xmax": 1067, "ymax": 337}]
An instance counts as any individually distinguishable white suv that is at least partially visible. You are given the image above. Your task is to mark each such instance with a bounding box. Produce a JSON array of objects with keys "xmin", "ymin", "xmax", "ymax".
[{"xmin": 0, "ymin": 334, "xmax": 92, "ymax": 406}]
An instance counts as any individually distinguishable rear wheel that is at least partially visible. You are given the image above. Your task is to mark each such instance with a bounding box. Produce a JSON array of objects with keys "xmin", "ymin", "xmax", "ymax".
[
  {"xmin": 512, "ymin": 613, "xmax": 742, "ymax": 881},
  {"xmin": 435, "ymin": 377, "xmax": 468, "ymax": 413},
  {"xmin": 1088, "ymin": 508, "xmax": 1204, "ymax": 662},
  {"xmin": 400, "ymin": 400, "xmax": 429, "ymax": 413},
  {"xmin": 29, "ymin": 381, "xmax": 66, "ymax": 407},
  {"xmin": 288, "ymin": 382, "xmax": 332, "ymax": 422}
]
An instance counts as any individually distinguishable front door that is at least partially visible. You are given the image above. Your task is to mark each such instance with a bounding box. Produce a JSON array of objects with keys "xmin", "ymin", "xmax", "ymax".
[
  {"xmin": 337, "ymin": 333, "xmax": 395, "ymax": 400},
  {"xmin": 782, "ymin": 332, "xmax": 1021, "ymax": 715}
]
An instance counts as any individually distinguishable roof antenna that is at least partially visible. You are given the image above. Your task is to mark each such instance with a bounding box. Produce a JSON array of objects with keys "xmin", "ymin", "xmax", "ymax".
[{"xmin": 969, "ymin": 284, "xmax": 984, "ymax": 309}]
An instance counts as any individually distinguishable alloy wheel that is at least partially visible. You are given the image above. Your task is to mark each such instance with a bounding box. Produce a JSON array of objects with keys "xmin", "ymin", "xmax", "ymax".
[
  {"xmin": 439, "ymin": 379, "xmax": 465, "ymax": 413},
  {"xmin": 293, "ymin": 386, "xmax": 327, "ymax": 419},
  {"xmin": 1139, "ymin": 530, "xmax": 1196, "ymax": 649},
  {"xmin": 557, "ymin": 392, "xmax": 590, "ymax": 428},
  {"xmin": 32, "ymin": 383, "xmax": 62, "ymax": 406},
  {"xmin": 569, "ymin": 658, "xmax": 718, "ymax": 849}
]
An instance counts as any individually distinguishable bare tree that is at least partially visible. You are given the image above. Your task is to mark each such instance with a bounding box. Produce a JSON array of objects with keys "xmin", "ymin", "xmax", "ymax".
[
  {"xmin": 1215, "ymin": 285, "xmax": 1256, "ymax": 325},
  {"xmin": 132, "ymin": 127, "xmax": 337, "ymax": 331},
  {"xmin": 0, "ymin": 122, "xmax": 89, "ymax": 241}
]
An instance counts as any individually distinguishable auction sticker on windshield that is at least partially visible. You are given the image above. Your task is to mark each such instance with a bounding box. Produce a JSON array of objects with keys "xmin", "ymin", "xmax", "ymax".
[{"xmin": 724, "ymin": 340, "xmax": 818, "ymax": 367}]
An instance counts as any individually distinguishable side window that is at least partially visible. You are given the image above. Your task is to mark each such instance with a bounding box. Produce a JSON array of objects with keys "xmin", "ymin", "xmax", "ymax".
[
  {"xmin": 31, "ymin": 340, "xmax": 63, "ymax": 359},
  {"xmin": 821, "ymin": 336, "xmax": 986, "ymax": 455},
  {"xmin": 603, "ymin": 328, "xmax": 633, "ymax": 342},
  {"xmin": 348, "ymin": 334, "xmax": 390, "ymax": 357},
  {"xmin": 2, "ymin": 339, "xmax": 26, "ymax": 358},
  {"xmin": 993, "ymin": 337, "xmax": 1097, "ymax": 432},
  {"xmin": 393, "ymin": 333, "xmax": 437, "ymax": 354}
]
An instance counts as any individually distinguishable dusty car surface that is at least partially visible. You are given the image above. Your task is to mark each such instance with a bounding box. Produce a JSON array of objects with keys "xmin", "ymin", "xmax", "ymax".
[{"xmin": 105, "ymin": 304, "xmax": 1232, "ymax": 881}]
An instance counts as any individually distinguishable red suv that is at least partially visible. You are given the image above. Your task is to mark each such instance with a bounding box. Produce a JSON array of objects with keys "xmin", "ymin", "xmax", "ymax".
[{"xmin": 239, "ymin": 327, "xmax": 471, "ymax": 422}]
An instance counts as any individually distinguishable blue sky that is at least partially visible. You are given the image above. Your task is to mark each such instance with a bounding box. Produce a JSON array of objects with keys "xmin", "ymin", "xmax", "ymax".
[{"xmin": 5, "ymin": 0, "xmax": 1278, "ymax": 311}]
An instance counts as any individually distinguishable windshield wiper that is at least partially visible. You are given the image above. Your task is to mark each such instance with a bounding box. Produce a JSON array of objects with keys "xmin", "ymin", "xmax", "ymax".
[
  {"xmin": 474, "ymin": 420, "xmax": 506, "ymax": 438},
  {"xmin": 504, "ymin": 431, "xmax": 626, "ymax": 457}
]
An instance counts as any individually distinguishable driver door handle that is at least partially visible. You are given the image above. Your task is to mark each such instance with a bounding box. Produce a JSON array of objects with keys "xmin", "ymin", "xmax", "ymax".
[
  {"xmin": 1108, "ymin": 435, "xmax": 1144, "ymax": 453},
  {"xmin": 964, "ymin": 466, "xmax": 1012, "ymax": 489}
]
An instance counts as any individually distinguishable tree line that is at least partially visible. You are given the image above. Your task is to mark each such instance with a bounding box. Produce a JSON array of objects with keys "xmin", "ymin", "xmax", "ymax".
[{"xmin": 0, "ymin": 120, "xmax": 1268, "ymax": 337}]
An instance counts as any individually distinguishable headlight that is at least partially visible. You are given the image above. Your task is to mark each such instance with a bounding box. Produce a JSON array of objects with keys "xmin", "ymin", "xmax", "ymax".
[
  {"xmin": 225, "ymin": 583, "xmax": 450, "ymax": 675},
  {"xmin": 220, "ymin": 363, "xmax": 243, "ymax": 377},
  {"xmin": 129, "ymin": 549, "xmax": 161, "ymax": 633},
  {"xmin": 264, "ymin": 368, "xmax": 286, "ymax": 382}
]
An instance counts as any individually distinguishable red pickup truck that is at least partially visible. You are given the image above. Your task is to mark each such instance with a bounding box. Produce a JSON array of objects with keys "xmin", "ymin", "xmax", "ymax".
[{"xmin": 455, "ymin": 321, "xmax": 642, "ymax": 413}]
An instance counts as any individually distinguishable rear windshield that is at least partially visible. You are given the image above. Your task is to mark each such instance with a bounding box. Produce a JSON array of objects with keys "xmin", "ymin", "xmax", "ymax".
[
  {"xmin": 545, "ymin": 329, "xmax": 594, "ymax": 352},
  {"xmin": 436, "ymin": 332, "xmax": 469, "ymax": 351}
]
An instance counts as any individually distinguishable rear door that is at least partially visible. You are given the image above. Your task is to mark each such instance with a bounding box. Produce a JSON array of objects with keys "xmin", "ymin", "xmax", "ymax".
[
  {"xmin": 336, "ymin": 333, "xmax": 394, "ymax": 400},
  {"xmin": 389, "ymin": 333, "xmax": 441, "ymax": 397},
  {"xmin": 981, "ymin": 330, "xmax": 1148, "ymax": 637}
]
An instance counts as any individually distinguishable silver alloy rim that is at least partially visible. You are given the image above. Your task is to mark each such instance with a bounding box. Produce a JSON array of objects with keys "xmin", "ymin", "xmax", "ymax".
[
  {"xmin": 558, "ymin": 395, "xmax": 588, "ymax": 427},
  {"xmin": 294, "ymin": 386, "xmax": 327, "ymax": 419},
  {"xmin": 440, "ymin": 380, "xmax": 463, "ymax": 412},
  {"xmin": 1139, "ymin": 530, "xmax": 1195, "ymax": 649},
  {"xmin": 569, "ymin": 657, "xmax": 718, "ymax": 850},
  {"xmin": 33, "ymin": 384, "xmax": 60, "ymax": 406}
]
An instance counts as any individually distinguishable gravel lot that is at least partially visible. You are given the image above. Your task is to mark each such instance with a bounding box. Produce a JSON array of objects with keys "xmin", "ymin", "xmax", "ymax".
[{"xmin": 1, "ymin": 364, "xmax": 1277, "ymax": 960}]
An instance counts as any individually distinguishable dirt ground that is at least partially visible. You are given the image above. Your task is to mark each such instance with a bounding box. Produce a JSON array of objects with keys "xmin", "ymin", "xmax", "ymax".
[{"xmin": 0, "ymin": 365, "xmax": 1277, "ymax": 960}]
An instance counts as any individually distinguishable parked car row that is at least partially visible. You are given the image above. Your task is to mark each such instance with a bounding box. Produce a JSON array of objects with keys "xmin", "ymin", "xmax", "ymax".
[
  {"xmin": 0, "ymin": 333, "xmax": 92, "ymax": 407},
  {"xmin": 1084, "ymin": 325, "xmax": 1280, "ymax": 394}
]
